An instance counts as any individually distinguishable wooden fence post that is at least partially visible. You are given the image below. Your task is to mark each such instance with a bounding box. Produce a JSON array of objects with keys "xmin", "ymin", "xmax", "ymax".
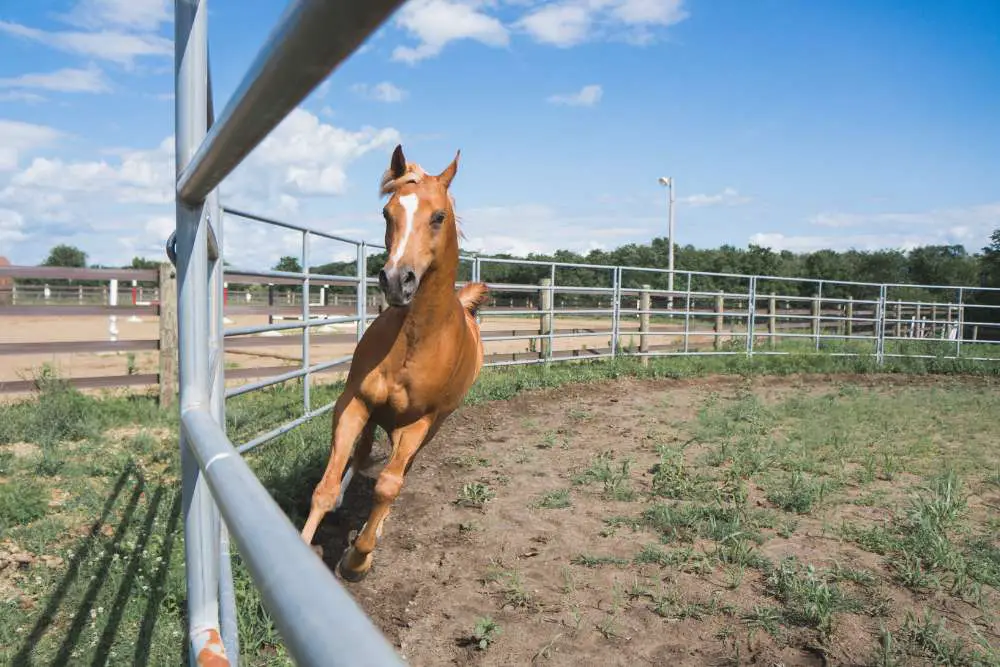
[
  {"xmin": 930, "ymin": 304, "xmax": 938, "ymax": 337},
  {"xmin": 713, "ymin": 291, "xmax": 724, "ymax": 350},
  {"xmin": 639, "ymin": 284, "xmax": 651, "ymax": 364},
  {"xmin": 768, "ymin": 293, "xmax": 777, "ymax": 350},
  {"xmin": 539, "ymin": 278, "xmax": 552, "ymax": 358},
  {"xmin": 846, "ymin": 296, "xmax": 854, "ymax": 338},
  {"xmin": 158, "ymin": 262, "xmax": 178, "ymax": 408},
  {"xmin": 893, "ymin": 302, "xmax": 902, "ymax": 338}
]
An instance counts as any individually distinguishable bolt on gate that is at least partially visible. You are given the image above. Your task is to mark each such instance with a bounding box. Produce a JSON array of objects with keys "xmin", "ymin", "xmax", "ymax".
[{"xmin": 170, "ymin": 0, "xmax": 408, "ymax": 665}]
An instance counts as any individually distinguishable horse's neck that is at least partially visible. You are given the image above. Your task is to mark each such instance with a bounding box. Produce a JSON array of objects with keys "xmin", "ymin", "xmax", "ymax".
[{"xmin": 404, "ymin": 262, "xmax": 459, "ymax": 340}]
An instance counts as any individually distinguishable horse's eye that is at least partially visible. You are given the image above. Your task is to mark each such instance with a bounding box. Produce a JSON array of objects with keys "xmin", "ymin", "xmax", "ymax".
[{"xmin": 430, "ymin": 211, "xmax": 446, "ymax": 228}]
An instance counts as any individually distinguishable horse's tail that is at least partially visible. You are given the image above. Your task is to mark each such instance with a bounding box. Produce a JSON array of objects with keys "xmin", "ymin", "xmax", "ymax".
[{"xmin": 457, "ymin": 282, "xmax": 489, "ymax": 316}]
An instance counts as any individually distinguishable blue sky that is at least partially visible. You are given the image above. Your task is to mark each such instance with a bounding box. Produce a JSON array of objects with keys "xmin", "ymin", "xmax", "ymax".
[{"xmin": 1, "ymin": 0, "xmax": 998, "ymax": 268}]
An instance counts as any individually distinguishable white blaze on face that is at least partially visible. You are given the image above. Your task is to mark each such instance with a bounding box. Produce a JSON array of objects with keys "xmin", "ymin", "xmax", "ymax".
[{"xmin": 391, "ymin": 193, "xmax": 419, "ymax": 265}]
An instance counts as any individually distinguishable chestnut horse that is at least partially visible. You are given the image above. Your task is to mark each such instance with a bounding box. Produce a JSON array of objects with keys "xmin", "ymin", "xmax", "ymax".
[{"xmin": 301, "ymin": 144, "xmax": 488, "ymax": 581}]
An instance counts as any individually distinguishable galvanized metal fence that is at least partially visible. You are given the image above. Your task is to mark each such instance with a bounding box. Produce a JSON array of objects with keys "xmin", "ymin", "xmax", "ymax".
[
  {"xmin": 167, "ymin": 1, "xmax": 1000, "ymax": 665},
  {"xmin": 170, "ymin": 0, "xmax": 408, "ymax": 665}
]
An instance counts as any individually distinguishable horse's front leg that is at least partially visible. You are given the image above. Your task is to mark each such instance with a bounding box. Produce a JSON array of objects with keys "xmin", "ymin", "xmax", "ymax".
[
  {"xmin": 301, "ymin": 392, "xmax": 369, "ymax": 547},
  {"xmin": 337, "ymin": 415, "xmax": 436, "ymax": 582}
]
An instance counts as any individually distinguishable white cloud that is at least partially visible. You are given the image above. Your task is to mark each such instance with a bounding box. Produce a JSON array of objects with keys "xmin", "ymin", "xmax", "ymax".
[
  {"xmin": 0, "ymin": 63, "xmax": 111, "ymax": 93},
  {"xmin": 9, "ymin": 137, "xmax": 175, "ymax": 207},
  {"xmin": 60, "ymin": 0, "xmax": 170, "ymax": 32},
  {"xmin": 519, "ymin": 3, "xmax": 593, "ymax": 47},
  {"xmin": 391, "ymin": 0, "xmax": 510, "ymax": 64},
  {"xmin": 547, "ymin": 84, "xmax": 603, "ymax": 107},
  {"xmin": 0, "ymin": 120, "xmax": 63, "ymax": 171},
  {"xmin": 517, "ymin": 0, "xmax": 689, "ymax": 47},
  {"xmin": 680, "ymin": 187, "xmax": 751, "ymax": 208},
  {"xmin": 460, "ymin": 203, "xmax": 659, "ymax": 256},
  {"xmin": 0, "ymin": 208, "xmax": 26, "ymax": 245},
  {"xmin": 0, "ymin": 20, "xmax": 171, "ymax": 67},
  {"xmin": 0, "ymin": 91, "xmax": 47, "ymax": 104},
  {"xmin": 751, "ymin": 202, "xmax": 1000, "ymax": 253},
  {"xmin": 0, "ymin": 108, "xmax": 401, "ymax": 266},
  {"xmin": 808, "ymin": 203, "xmax": 1000, "ymax": 231},
  {"xmin": 351, "ymin": 81, "xmax": 408, "ymax": 103}
]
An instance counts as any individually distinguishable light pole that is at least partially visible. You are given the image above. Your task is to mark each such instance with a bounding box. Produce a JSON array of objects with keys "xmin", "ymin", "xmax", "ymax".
[{"xmin": 658, "ymin": 176, "xmax": 675, "ymax": 311}]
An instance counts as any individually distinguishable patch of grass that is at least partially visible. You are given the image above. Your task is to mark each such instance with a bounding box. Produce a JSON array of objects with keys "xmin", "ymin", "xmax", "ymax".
[
  {"xmin": 472, "ymin": 616, "xmax": 501, "ymax": 650},
  {"xmin": 571, "ymin": 554, "xmax": 629, "ymax": 568},
  {"xmin": 533, "ymin": 488, "xmax": 572, "ymax": 509},
  {"xmin": 898, "ymin": 609, "xmax": 1000, "ymax": 666},
  {"xmin": 0, "ymin": 477, "xmax": 48, "ymax": 529},
  {"xmin": 763, "ymin": 557, "xmax": 863, "ymax": 639},
  {"xmin": 572, "ymin": 450, "xmax": 636, "ymax": 501},
  {"xmin": 456, "ymin": 481, "xmax": 495, "ymax": 508},
  {"xmin": 765, "ymin": 470, "xmax": 837, "ymax": 514}
]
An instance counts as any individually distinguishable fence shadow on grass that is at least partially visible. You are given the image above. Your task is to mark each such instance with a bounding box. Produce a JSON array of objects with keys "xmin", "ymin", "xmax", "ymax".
[
  {"xmin": 12, "ymin": 462, "xmax": 185, "ymax": 667},
  {"xmin": 12, "ymin": 467, "xmax": 134, "ymax": 666}
]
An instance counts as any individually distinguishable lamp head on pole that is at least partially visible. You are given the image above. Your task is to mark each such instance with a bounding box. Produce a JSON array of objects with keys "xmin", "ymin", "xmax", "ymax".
[{"xmin": 658, "ymin": 176, "xmax": 672, "ymax": 187}]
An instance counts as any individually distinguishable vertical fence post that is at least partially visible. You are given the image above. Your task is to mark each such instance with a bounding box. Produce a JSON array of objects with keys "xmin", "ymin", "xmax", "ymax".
[
  {"xmin": 611, "ymin": 267, "xmax": 621, "ymax": 357},
  {"xmin": 713, "ymin": 291, "xmax": 724, "ymax": 350},
  {"xmin": 812, "ymin": 285, "xmax": 821, "ymax": 351},
  {"xmin": 109, "ymin": 278, "xmax": 119, "ymax": 342},
  {"xmin": 356, "ymin": 242, "xmax": 367, "ymax": 342},
  {"xmin": 473, "ymin": 256, "xmax": 482, "ymax": 325},
  {"xmin": 893, "ymin": 301, "xmax": 902, "ymax": 338},
  {"xmin": 539, "ymin": 277, "xmax": 552, "ymax": 359},
  {"xmin": 767, "ymin": 292, "xmax": 777, "ymax": 350},
  {"xmin": 876, "ymin": 284, "xmax": 887, "ymax": 365},
  {"xmin": 549, "ymin": 264, "xmax": 556, "ymax": 360},
  {"xmin": 683, "ymin": 273, "xmax": 692, "ymax": 354},
  {"xmin": 915, "ymin": 303, "xmax": 922, "ymax": 338},
  {"xmin": 956, "ymin": 288, "xmax": 964, "ymax": 358},
  {"xmin": 158, "ymin": 262, "xmax": 178, "ymax": 407},
  {"xmin": 846, "ymin": 296, "xmax": 854, "ymax": 339},
  {"xmin": 746, "ymin": 277, "xmax": 757, "ymax": 356},
  {"xmin": 301, "ymin": 231, "xmax": 311, "ymax": 412},
  {"xmin": 639, "ymin": 284, "xmax": 650, "ymax": 364},
  {"xmin": 931, "ymin": 304, "xmax": 938, "ymax": 338},
  {"xmin": 174, "ymin": 0, "xmax": 224, "ymax": 663}
]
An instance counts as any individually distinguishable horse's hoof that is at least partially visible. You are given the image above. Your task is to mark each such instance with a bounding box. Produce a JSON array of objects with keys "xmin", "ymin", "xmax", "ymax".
[{"xmin": 336, "ymin": 547, "xmax": 372, "ymax": 583}]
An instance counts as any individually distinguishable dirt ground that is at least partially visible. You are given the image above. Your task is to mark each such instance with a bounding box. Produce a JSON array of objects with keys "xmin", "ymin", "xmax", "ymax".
[{"xmin": 308, "ymin": 374, "xmax": 1000, "ymax": 667}]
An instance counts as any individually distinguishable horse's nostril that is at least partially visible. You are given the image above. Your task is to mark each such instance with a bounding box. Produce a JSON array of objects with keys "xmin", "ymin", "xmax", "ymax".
[
  {"xmin": 403, "ymin": 270, "xmax": 416, "ymax": 285},
  {"xmin": 378, "ymin": 269, "xmax": 388, "ymax": 285}
]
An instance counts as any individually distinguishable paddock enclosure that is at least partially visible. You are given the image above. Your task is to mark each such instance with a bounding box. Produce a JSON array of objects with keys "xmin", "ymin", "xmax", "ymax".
[{"xmin": 2, "ymin": 0, "xmax": 1000, "ymax": 665}]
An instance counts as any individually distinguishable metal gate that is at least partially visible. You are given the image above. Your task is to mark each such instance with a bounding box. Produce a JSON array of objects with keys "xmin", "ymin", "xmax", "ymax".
[{"xmin": 170, "ymin": 0, "xmax": 407, "ymax": 664}]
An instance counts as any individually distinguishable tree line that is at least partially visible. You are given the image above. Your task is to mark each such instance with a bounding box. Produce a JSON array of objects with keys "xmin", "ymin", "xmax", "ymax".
[{"xmin": 23, "ymin": 229, "xmax": 1000, "ymax": 304}]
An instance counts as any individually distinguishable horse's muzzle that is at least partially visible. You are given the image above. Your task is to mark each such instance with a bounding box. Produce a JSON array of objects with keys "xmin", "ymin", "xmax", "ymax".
[{"xmin": 378, "ymin": 266, "xmax": 418, "ymax": 307}]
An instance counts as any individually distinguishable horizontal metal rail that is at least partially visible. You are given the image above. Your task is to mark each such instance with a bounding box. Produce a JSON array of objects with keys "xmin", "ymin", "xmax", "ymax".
[
  {"xmin": 222, "ymin": 207, "xmax": 363, "ymax": 246},
  {"xmin": 225, "ymin": 316, "xmax": 359, "ymax": 337},
  {"xmin": 177, "ymin": 0, "xmax": 409, "ymax": 203},
  {"xmin": 181, "ymin": 409, "xmax": 403, "ymax": 666},
  {"xmin": 225, "ymin": 356, "xmax": 352, "ymax": 398}
]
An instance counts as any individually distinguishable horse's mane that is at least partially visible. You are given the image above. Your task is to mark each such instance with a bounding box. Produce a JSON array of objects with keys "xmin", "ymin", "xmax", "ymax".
[{"xmin": 379, "ymin": 161, "xmax": 465, "ymax": 239}]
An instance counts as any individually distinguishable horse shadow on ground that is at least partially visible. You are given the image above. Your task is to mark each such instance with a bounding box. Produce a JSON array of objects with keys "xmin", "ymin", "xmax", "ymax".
[
  {"xmin": 266, "ymin": 445, "xmax": 384, "ymax": 575},
  {"xmin": 12, "ymin": 463, "xmax": 185, "ymax": 667}
]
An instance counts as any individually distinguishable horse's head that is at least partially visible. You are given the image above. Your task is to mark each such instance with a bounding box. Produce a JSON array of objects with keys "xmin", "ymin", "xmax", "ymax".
[{"xmin": 377, "ymin": 144, "xmax": 461, "ymax": 307}]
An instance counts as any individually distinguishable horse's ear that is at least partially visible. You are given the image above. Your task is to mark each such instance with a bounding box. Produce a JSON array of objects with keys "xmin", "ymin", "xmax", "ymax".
[
  {"xmin": 389, "ymin": 144, "xmax": 406, "ymax": 179},
  {"xmin": 438, "ymin": 149, "xmax": 460, "ymax": 189}
]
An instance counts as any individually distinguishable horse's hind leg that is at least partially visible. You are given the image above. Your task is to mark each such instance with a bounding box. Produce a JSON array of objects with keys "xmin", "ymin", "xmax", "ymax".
[
  {"xmin": 337, "ymin": 416, "xmax": 436, "ymax": 581},
  {"xmin": 301, "ymin": 393, "xmax": 369, "ymax": 547}
]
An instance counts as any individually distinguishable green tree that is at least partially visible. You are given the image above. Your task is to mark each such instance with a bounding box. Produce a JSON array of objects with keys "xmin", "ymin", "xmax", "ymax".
[
  {"xmin": 273, "ymin": 255, "xmax": 302, "ymax": 273},
  {"xmin": 42, "ymin": 244, "xmax": 87, "ymax": 268},
  {"xmin": 981, "ymin": 229, "xmax": 1000, "ymax": 288}
]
